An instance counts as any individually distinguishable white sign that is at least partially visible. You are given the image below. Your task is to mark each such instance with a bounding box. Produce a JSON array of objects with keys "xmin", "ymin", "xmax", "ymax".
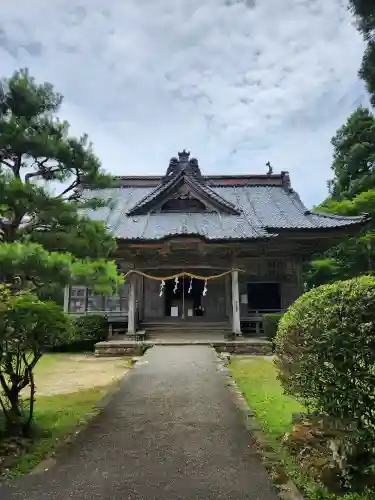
[
  {"xmin": 240, "ymin": 294, "xmax": 248, "ymax": 304},
  {"xmin": 171, "ymin": 306, "xmax": 179, "ymax": 317},
  {"xmin": 187, "ymin": 308, "xmax": 193, "ymax": 317}
]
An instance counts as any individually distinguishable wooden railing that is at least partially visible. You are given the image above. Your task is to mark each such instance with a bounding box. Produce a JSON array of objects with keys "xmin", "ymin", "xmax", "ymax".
[
  {"xmin": 241, "ymin": 309, "xmax": 285, "ymax": 335},
  {"xmin": 246, "ymin": 309, "xmax": 285, "ymax": 315},
  {"xmin": 69, "ymin": 310, "xmax": 128, "ymax": 322}
]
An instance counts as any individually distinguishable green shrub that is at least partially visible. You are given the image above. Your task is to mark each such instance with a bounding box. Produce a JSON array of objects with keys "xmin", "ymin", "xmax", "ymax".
[
  {"xmin": 275, "ymin": 275, "xmax": 375, "ymax": 437},
  {"xmin": 53, "ymin": 314, "xmax": 108, "ymax": 352},
  {"xmin": 262, "ymin": 313, "xmax": 283, "ymax": 342},
  {"xmin": 275, "ymin": 276, "xmax": 375, "ymax": 491}
]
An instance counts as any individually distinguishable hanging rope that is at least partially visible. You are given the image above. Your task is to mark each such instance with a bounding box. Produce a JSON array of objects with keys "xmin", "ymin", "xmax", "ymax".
[{"xmin": 124, "ymin": 268, "xmax": 242, "ymax": 281}]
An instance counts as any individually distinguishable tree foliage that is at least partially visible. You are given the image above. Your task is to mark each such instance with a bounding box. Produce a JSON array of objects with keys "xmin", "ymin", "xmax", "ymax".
[
  {"xmin": 0, "ymin": 242, "xmax": 121, "ymax": 295},
  {"xmin": 305, "ymin": 197, "xmax": 373, "ymax": 288},
  {"xmin": 328, "ymin": 107, "xmax": 375, "ymax": 200},
  {"xmin": 0, "ymin": 69, "xmax": 122, "ymax": 294},
  {"xmin": 349, "ymin": 0, "xmax": 375, "ymax": 41},
  {"xmin": 0, "ymin": 286, "xmax": 69, "ymax": 434},
  {"xmin": 0, "ymin": 68, "xmax": 110, "ymax": 198},
  {"xmin": 349, "ymin": 1, "xmax": 375, "ymax": 106},
  {"xmin": 360, "ymin": 42, "xmax": 375, "ymax": 107},
  {"xmin": 303, "ymin": 258, "xmax": 347, "ymax": 290},
  {"xmin": 305, "ymin": 108, "xmax": 374, "ymax": 288}
]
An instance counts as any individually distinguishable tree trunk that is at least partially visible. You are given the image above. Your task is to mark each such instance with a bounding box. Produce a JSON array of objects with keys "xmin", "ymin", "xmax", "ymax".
[
  {"xmin": 5, "ymin": 385, "xmax": 23, "ymax": 435},
  {"xmin": 24, "ymin": 365, "xmax": 35, "ymax": 435}
]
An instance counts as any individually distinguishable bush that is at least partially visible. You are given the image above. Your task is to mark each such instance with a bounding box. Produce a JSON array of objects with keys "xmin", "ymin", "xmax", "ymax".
[
  {"xmin": 262, "ymin": 313, "xmax": 283, "ymax": 342},
  {"xmin": 275, "ymin": 276, "xmax": 375, "ymax": 491},
  {"xmin": 275, "ymin": 276, "xmax": 375, "ymax": 423},
  {"xmin": 53, "ymin": 314, "xmax": 108, "ymax": 352},
  {"xmin": 275, "ymin": 276, "xmax": 375, "ymax": 427}
]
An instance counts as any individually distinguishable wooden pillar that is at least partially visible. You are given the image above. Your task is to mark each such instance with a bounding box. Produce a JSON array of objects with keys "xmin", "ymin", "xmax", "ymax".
[
  {"xmin": 127, "ymin": 276, "xmax": 136, "ymax": 335},
  {"xmin": 231, "ymin": 270, "xmax": 242, "ymax": 335},
  {"xmin": 295, "ymin": 259, "xmax": 304, "ymax": 296},
  {"xmin": 108, "ymin": 323, "xmax": 113, "ymax": 339},
  {"xmin": 225, "ymin": 274, "xmax": 232, "ymax": 323},
  {"xmin": 138, "ymin": 275, "xmax": 144, "ymax": 322},
  {"xmin": 63, "ymin": 286, "xmax": 70, "ymax": 313}
]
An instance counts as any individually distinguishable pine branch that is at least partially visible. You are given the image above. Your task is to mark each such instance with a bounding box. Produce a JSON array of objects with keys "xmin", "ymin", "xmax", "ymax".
[{"xmin": 55, "ymin": 180, "xmax": 79, "ymax": 199}]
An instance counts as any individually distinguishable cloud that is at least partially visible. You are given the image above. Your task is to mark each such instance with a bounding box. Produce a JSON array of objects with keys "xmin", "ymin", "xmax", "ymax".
[{"xmin": 0, "ymin": 0, "xmax": 367, "ymax": 206}]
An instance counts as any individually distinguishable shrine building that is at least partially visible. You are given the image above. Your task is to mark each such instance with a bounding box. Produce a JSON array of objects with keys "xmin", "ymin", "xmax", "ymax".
[{"xmin": 64, "ymin": 150, "xmax": 367, "ymax": 338}]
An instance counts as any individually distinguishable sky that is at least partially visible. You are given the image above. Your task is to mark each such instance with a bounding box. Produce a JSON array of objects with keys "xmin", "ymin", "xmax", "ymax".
[{"xmin": 0, "ymin": 0, "xmax": 368, "ymax": 207}]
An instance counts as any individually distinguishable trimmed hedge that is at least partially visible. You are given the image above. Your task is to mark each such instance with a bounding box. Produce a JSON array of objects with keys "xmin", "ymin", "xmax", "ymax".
[
  {"xmin": 262, "ymin": 313, "xmax": 283, "ymax": 342},
  {"xmin": 52, "ymin": 314, "xmax": 108, "ymax": 352},
  {"xmin": 275, "ymin": 276, "xmax": 375, "ymax": 440}
]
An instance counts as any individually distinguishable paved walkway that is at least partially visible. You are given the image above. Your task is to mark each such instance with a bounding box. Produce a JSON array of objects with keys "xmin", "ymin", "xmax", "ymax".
[{"xmin": 1, "ymin": 346, "xmax": 278, "ymax": 500}]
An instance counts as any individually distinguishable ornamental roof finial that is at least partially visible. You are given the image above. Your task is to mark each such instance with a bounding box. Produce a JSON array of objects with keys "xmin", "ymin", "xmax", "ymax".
[
  {"xmin": 163, "ymin": 150, "xmax": 202, "ymax": 183},
  {"xmin": 178, "ymin": 150, "xmax": 190, "ymax": 163}
]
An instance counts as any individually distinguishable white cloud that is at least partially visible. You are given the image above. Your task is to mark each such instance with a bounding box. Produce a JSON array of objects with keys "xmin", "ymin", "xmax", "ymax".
[{"xmin": 0, "ymin": 0, "xmax": 367, "ymax": 206}]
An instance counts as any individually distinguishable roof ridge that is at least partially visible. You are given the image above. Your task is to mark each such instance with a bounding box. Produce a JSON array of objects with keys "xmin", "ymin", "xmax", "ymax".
[{"xmin": 110, "ymin": 173, "xmax": 286, "ymax": 180}]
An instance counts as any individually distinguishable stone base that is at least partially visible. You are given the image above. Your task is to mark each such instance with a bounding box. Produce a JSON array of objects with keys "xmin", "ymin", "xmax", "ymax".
[
  {"xmin": 213, "ymin": 342, "xmax": 273, "ymax": 355},
  {"xmin": 95, "ymin": 338, "xmax": 273, "ymax": 357}
]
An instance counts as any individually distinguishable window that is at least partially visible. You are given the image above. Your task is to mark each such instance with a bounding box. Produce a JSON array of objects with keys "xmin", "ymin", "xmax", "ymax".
[
  {"xmin": 69, "ymin": 287, "xmax": 87, "ymax": 313},
  {"xmin": 105, "ymin": 294, "xmax": 122, "ymax": 312},
  {"xmin": 104, "ymin": 284, "xmax": 130, "ymax": 312},
  {"xmin": 69, "ymin": 285, "xmax": 130, "ymax": 313},
  {"xmin": 247, "ymin": 283, "xmax": 281, "ymax": 312},
  {"xmin": 87, "ymin": 289, "xmax": 104, "ymax": 312}
]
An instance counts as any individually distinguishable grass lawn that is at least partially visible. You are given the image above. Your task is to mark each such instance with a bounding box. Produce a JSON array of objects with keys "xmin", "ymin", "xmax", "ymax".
[
  {"xmin": 229, "ymin": 356, "xmax": 304, "ymax": 447},
  {"xmin": 1, "ymin": 353, "xmax": 131, "ymax": 479},
  {"xmin": 3, "ymin": 386, "xmax": 112, "ymax": 478},
  {"xmin": 229, "ymin": 356, "xmax": 373, "ymax": 500}
]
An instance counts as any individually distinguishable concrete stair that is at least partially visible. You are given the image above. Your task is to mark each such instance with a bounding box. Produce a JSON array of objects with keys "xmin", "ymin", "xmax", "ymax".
[{"xmin": 96, "ymin": 320, "xmax": 273, "ymax": 355}]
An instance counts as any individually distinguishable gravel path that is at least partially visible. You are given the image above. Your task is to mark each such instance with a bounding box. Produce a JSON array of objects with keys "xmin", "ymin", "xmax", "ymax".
[{"xmin": 1, "ymin": 346, "xmax": 278, "ymax": 500}]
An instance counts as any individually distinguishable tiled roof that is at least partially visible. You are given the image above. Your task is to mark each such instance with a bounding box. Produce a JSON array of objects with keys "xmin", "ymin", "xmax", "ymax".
[{"xmin": 82, "ymin": 184, "xmax": 367, "ymax": 241}]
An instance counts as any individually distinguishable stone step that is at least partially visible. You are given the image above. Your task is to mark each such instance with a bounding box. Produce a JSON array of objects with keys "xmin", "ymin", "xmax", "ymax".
[
  {"xmin": 142, "ymin": 323, "xmax": 230, "ymax": 330},
  {"xmin": 95, "ymin": 338, "xmax": 273, "ymax": 356},
  {"xmin": 141, "ymin": 322, "xmax": 229, "ymax": 327},
  {"xmin": 147, "ymin": 331, "xmax": 228, "ymax": 337},
  {"xmin": 146, "ymin": 330, "xmax": 231, "ymax": 336},
  {"xmin": 145, "ymin": 329, "xmax": 232, "ymax": 334}
]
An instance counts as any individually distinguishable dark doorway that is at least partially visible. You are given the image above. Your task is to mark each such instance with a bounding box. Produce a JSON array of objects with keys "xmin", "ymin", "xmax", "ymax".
[
  {"xmin": 247, "ymin": 282, "xmax": 281, "ymax": 312},
  {"xmin": 165, "ymin": 277, "xmax": 204, "ymax": 318}
]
